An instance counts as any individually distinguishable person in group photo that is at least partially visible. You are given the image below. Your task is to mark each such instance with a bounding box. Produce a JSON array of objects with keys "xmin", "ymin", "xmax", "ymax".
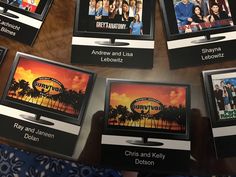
[
  {"xmin": 108, "ymin": 0, "xmax": 122, "ymax": 20},
  {"xmin": 174, "ymin": 0, "xmax": 195, "ymax": 33},
  {"xmin": 175, "ymin": 0, "xmax": 194, "ymax": 26},
  {"xmin": 128, "ymin": 0, "xmax": 136, "ymax": 17},
  {"xmin": 115, "ymin": 0, "xmax": 123, "ymax": 15},
  {"xmin": 226, "ymin": 82, "xmax": 234, "ymax": 109},
  {"xmin": 129, "ymin": 13, "xmax": 143, "ymax": 35},
  {"xmin": 220, "ymin": 80, "xmax": 225, "ymax": 89},
  {"xmin": 102, "ymin": 0, "xmax": 109, "ymax": 16},
  {"xmin": 121, "ymin": 0, "xmax": 129, "ymax": 21},
  {"xmin": 230, "ymin": 84, "xmax": 236, "ymax": 109},
  {"xmin": 6, "ymin": 0, "xmax": 15, "ymax": 4},
  {"xmin": 209, "ymin": 0, "xmax": 229, "ymax": 15},
  {"xmin": 136, "ymin": 0, "xmax": 143, "ymax": 21},
  {"xmin": 95, "ymin": 0, "xmax": 103, "ymax": 20},
  {"xmin": 109, "ymin": 0, "xmax": 116, "ymax": 17},
  {"xmin": 223, "ymin": 86, "xmax": 231, "ymax": 110},
  {"xmin": 193, "ymin": 0, "xmax": 209, "ymax": 16},
  {"xmin": 191, "ymin": 5, "xmax": 209, "ymax": 30},
  {"xmin": 89, "ymin": 0, "xmax": 96, "ymax": 15}
]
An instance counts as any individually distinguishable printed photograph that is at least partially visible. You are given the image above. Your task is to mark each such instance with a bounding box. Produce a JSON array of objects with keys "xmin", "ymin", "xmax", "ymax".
[
  {"xmin": 107, "ymin": 82, "xmax": 188, "ymax": 133},
  {"xmin": 211, "ymin": 72, "xmax": 236, "ymax": 120},
  {"xmin": 88, "ymin": 0, "xmax": 144, "ymax": 35},
  {"xmin": 173, "ymin": 0, "xmax": 233, "ymax": 33},
  {"xmin": 6, "ymin": 57, "xmax": 91, "ymax": 118},
  {"xmin": 1, "ymin": 0, "xmax": 41, "ymax": 13}
]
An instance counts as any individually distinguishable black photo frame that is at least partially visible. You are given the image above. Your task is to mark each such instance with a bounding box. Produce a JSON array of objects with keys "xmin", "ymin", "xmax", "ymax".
[
  {"xmin": 104, "ymin": 79, "xmax": 191, "ymax": 141},
  {"xmin": 1, "ymin": 52, "xmax": 96, "ymax": 126},
  {"xmin": 203, "ymin": 67, "xmax": 236, "ymax": 127},
  {"xmin": 160, "ymin": 0, "xmax": 236, "ymax": 42},
  {"xmin": 0, "ymin": 46, "xmax": 7, "ymax": 65},
  {"xmin": 74, "ymin": 0, "xmax": 155, "ymax": 41},
  {"xmin": 102, "ymin": 79, "xmax": 191, "ymax": 172}
]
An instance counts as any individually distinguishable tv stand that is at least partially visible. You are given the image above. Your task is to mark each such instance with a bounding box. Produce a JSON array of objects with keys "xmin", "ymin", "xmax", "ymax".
[
  {"xmin": 0, "ymin": 7, "xmax": 19, "ymax": 18},
  {"xmin": 95, "ymin": 38, "xmax": 129, "ymax": 46},
  {"xmin": 127, "ymin": 137, "xmax": 164, "ymax": 146},
  {"xmin": 191, "ymin": 34, "xmax": 225, "ymax": 44},
  {"xmin": 20, "ymin": 114, "xmax": 54, "ymax": 126}
]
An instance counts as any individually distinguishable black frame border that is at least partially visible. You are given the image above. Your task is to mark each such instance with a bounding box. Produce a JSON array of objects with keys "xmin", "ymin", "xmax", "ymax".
[
  {"xmin": 1, "ymin": 52, "xmax": 96, "ymax": 126},
  {"xmin": 103, "ymin": 78, "xmax": 191, "ymax": 140},
  {"xmin": 203, "ymin": 67, "xmax": 236, "ymax": 128}
]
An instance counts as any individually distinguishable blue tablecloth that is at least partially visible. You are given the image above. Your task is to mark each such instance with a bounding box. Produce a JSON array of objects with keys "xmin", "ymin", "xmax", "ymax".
[{"xmin": 0, "ymin": 144, "xmax": 122, "ymax": 177}]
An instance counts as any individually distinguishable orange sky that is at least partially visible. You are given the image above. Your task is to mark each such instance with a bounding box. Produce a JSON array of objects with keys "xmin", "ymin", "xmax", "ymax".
[
  {"xmin": 13, "ymin": 57, "xmax": 90, "ymax": 92},
  {"xmin": 110, "ymin": 82, "xmax": 187, "ymax": 111}
]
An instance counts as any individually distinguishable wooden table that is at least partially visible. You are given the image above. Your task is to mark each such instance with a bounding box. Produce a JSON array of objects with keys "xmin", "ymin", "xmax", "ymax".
[{"xmin": 1, "ymin": 0, "xmax": 236, "ymax": 175}]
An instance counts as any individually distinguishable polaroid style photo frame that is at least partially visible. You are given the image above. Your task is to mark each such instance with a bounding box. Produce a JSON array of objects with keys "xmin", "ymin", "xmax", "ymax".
[
  {"xmin": 160, "ymin": 0, "xmax": 236, "ymax": 69},
  {"xmin": 0, "ymin": 52, "xmax": 96, "ymax": 157},
  {"xmin": 0, "ymin": 0, "xmax": 53, "ymax": 45},
  {"xmin": 0, "ymin": 45, "xmax": 7, "ymax": 64},
  {"xmin": 71, "ymin": 0, "xmax": 155, "ymax": 68},
  {"xmin": 102, "ymin": 79, "xmax": 191, "ymax": 172},
  {"xmin": 203, "ymin": 67, "xmax": 236, "ymax": 158}
]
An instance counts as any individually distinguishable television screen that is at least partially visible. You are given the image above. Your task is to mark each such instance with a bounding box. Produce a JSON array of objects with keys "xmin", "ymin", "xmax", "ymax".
[
  {"xmin": 0, "ymin": 46, "xmax": 7, "ymax": 65},
  {"xmin": 202, "ymin": 68, "xmax": 236, "ymax": 128},
  {"xmin": 2, "ymin": 53, "xmax": 95, "ymax": 125},
  {"xmin": 0, "ymin": 0, "xmax": 51, "ymax": 19},
  {"xmin": 104, "ymin": 80, "xmax": 190, "ymax": 139},
  {"xmin": 161, "ymin": 0, "xmax": 236, "ymax": 40},
  {"xmin": 75, "ymin": 0, "xmax": 154, "ymax": 38}
]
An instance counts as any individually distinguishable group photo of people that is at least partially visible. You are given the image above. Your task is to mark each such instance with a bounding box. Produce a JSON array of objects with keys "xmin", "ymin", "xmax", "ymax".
[
  {"xmin": 213, "ymin": 77, "xmax": 236, "ymax": 116},
  {"xmin": 173, "ymin": 0, "xmax": 233, "ymax": 33},
  {"xmin": 3, "ymin": 0, "xmax": 40, "ymax": 13},
  {"xmin": 88, "ymin": 0, "xmax": 144, "ymax": 35}
]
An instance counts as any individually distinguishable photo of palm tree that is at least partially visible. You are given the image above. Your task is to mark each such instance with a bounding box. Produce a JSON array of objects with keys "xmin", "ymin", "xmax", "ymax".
[
  {"xmin": 107, "ymin": 82, "xmax": 187, "ymax": 133},
  {"xmin": 6, "ymin": 57, "xmax": 91, "ymax": 118}
]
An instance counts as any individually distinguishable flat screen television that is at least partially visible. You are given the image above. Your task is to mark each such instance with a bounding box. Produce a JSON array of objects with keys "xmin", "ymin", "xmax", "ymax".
[
  {"xmin": 0, "ymin": 0, "xmax": 52, "ymax": 20},
  {"xmin": 74, "ymin": 0, "xmax": 155, "ymax": 46},
  {"xmin": 203, "ymin": 68, "xmax": 236, "ymax": 127},
  {"xmin": 1, "ymin": 52, "xmax": 96, "ymax": 126},
  {"xmin": 160, "ymin": 0, "xmax": 236, "ymax": 43},
  {"xmin": 104, "ymin": 79, "xmax": 190, "ymax": 146}
]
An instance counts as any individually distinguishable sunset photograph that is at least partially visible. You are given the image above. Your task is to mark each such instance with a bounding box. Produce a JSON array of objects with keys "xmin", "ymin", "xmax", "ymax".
[{"xmin": 107, "ymin": 82, "xmax": 188, "ymax": 133}]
